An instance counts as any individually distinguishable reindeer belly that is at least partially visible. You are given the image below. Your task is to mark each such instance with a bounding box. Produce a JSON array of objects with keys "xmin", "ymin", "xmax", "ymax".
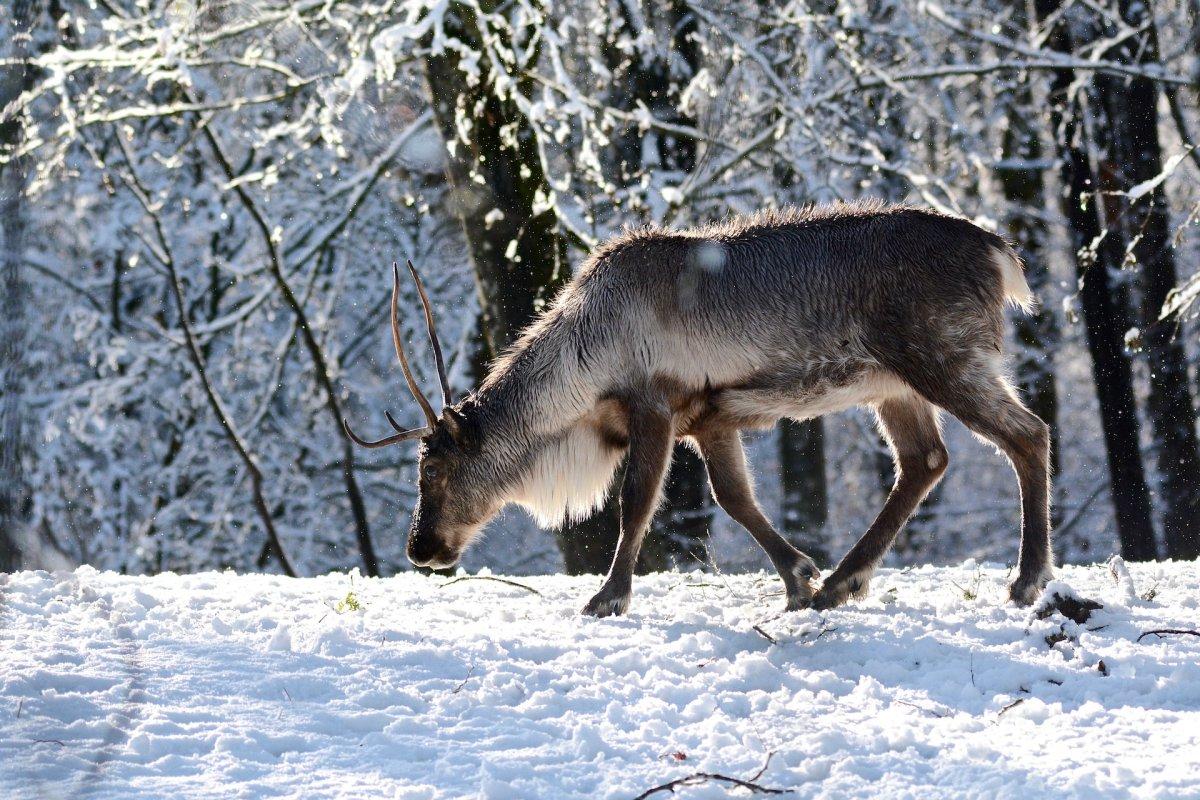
[{"xmin": 700, "ymin": 363, "xmax": 909, "ymax": 431}]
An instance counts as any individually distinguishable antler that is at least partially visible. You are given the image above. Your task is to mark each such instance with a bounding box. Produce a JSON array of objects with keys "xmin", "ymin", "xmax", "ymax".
[
  {"xmin": 389, "ymin": 261, "xmax": 440, "ymax": 428},
  {"xmin": 408, "ymin": 259, "xmax": 452, "ymax": 409},
  {"xmin": 343, "ymin": 262, "xmax": 447, "ymax": 449},
  {"xmin": 342, "ymin": 418, "xmax": 429, "ymax": 449}
]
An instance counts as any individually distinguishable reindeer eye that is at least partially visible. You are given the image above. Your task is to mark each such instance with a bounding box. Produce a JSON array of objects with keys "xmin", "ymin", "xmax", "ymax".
[{"xmin": 423, "ymin": 465, "xmax": 439, "ymax": 481}]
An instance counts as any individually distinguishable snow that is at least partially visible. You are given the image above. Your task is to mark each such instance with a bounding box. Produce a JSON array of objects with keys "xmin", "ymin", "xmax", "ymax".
[
  {"xmin": 1121, "ymin": 150, "xmax": 1189, "ymax": 201},
  {"xmin": 3, "ymin": 561, "xmax": 1199, "ymax": 799}
]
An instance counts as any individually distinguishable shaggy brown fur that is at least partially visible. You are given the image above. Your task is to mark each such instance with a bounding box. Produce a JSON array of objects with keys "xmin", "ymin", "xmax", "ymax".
[{"xmin": 352, "ymin": 202, "xmax": 1051, "ymax": 617}]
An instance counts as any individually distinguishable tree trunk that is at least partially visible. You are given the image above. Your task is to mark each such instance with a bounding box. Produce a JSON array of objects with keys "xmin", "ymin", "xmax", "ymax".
[
  {"xmin": 0, "ymin": 0, "xmax": 34, "ymax": 572},
  {"xmin": 425, "ymin": 3, "xmax": 617, "ymax": 572},
  {"xmin": 765, "ymin": 2, "xmax": 830, "ymax": 568},
  {"xmin": 995, "ymin": 15, "xmax": 1061, "ymax": 526},
  {"xmin": 554, "ymin": 0, "xmax": 713, "ymax": 574},
  {"xmin": 644, "ymin": 1, "xmax": 712, "ymax": 569},
  {"xmin": 1037, "ymin": 0, "xmax": 1158, "ymax": 560},
  {"xmin": 779, "ymin": 419, "xmax": 829, "ymax": 567},
  {"xmin": 424, "ymin": 3, "xmax": 569, "ymax": 361},
  {"xmin": 1096, "ymin": 2, "xmax": 1200, "ymax": 560}
]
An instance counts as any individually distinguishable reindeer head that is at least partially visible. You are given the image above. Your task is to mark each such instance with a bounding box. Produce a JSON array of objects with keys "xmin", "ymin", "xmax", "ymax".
[{"xmin": 344, "ymin": 262, "xmax": 502, "ymax": 569}]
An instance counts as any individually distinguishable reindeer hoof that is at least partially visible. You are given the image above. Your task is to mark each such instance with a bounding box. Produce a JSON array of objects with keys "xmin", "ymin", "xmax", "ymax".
[
  {"xmin": 785, "ymin": 591, "xmax": 813, "ymax": 612},
  {"xmin": 811, "ymin": 570, "xmax": 871, "ymax": 611},
  {"xmin": 1008, "ymin": 572, "xmax": 1050, "ymax": 606},
  {"xmin": 793, "ymin": 555, "xmax": 820, "ymax": 581},
  {"xmin": 783, "ymin": 559, "xmax": 819, "ymax": 611},
  {"xmin": 582, "ymin": 583, "xmax": 631, "ymax": 618}
]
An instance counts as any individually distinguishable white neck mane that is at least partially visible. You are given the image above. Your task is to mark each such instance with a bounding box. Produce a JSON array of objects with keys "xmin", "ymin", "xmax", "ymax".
[
  {"xmin": 510, "ymin": 425, "xmax": 624, "ymax": 528},
  {"xmin": 476, "ymin": 306, "xmax": 626, "ymax": 529}
]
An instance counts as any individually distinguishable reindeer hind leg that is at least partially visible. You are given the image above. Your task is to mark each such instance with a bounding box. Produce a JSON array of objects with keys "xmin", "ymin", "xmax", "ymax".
[
  {"xmin": 813, "ymin": 394, "xmax": 948, "ymax": 610},
  {"xmin": 902, "ymin": 355, "xmax": 1053, "ymax": 605}
]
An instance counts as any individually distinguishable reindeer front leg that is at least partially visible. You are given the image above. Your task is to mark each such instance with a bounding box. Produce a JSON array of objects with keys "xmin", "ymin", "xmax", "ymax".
[{"xmin": 582, "ymin": 395, "xmax": 674, "ymax": 618}]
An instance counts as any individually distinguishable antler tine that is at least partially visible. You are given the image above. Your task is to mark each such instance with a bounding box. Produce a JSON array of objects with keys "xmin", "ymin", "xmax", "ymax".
[
  {"xmin": 407, "ymin": 259, "xmax": 452, "ymax": 410},
  {"xmin": 343, "ymin": 418, "xmax": 431, "ymax": 449},
  {"xmin": 390, "ymin": 262, "xmax": 439, "ymax": 428}
]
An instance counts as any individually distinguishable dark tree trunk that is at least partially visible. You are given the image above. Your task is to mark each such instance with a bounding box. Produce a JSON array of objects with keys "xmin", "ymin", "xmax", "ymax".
[
  {"xmin": 556, "ymin": 0, "xmax": 713, "ymax": 575},
  {"xmin": 424, "ymin": 3, "xmax": 582, "ymax": 569},
  {"xmin": 1037, "ymin": 0, "xmax": 1158, "ymax": 560},
  {"xmin": 424, "ymin": 4, "xmax": 570, "ymax": 361},
  {"xmin": 554, "ymin": 457, "xmax": 713, "ymax": 575},
  {"xmin": 557, "ymin": 502, "xmax": 620, "ymax": 575},
  {"xmin": 760, "ymin": 2, "xmax": 830, "ymax": 568},
  {"xmin": 425, "ymin": 2, "xmax": 711, "ymax": 574},
  {"xmin": 556, "ymin": 5, "xmax": 631, "ymax": 574},
  {"xmin": 995, "ymin": 23, "xmax": 1062, "ymax": 526},
  {"xmin": 779, "ymin": 419, "xmax": 828, "ymax": 567},
  {"xmin": 644, "ymin": 0, "xmax": 712, "ymax": 569},
  {"xmin": 0, "ymin": 0, "xmax": 34, "ymax": 572},
  {"xmin": 1096, "ymin": 2, "xmax": 1200, "ymax": 560}
]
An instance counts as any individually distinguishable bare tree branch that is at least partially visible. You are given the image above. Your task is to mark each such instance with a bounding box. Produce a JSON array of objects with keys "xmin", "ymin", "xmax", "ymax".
[
  {"xmin": 194, "ymin": 107, "xmax": 382, "ymax": 577},
  {"xmin": 630, "ymin": 752, "xmax": 789, "ymax": 800},
  {"xmin": 1137, "ymin": 629, "xmax": 1200, "ymax": 643},
  {"xmin": 110, "ymin": 134, "xmax": 297, "ymax": 577}
]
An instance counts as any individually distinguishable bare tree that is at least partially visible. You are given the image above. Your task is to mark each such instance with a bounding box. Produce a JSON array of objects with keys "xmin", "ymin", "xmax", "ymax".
[
  {"xmin": 1094, "ymin": 1, "xmax": 1200, "ymax": 560},
  {"xmin": 109, "ymin": 137, "xmax": 297, "ymax": 577},
  {"xmin": 196, "ymin": 121, "xmax": 381, "ymax": 576},
  {"xmin": 995, "ymin": 1, "xmax": 1061, "ymax": 525},
  {"xmin": 0, "ymin": 0, "xmax": 34, "ymax": 572},
  {"xmin": 1038, "ymin": 0, "xmax": 1157, "ymax": 560}
]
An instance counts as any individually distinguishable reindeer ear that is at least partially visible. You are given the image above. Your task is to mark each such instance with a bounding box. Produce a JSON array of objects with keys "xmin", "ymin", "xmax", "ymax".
[{"xmin": 442, "ymin": 406, "xmax": 469, "ymax": 445}]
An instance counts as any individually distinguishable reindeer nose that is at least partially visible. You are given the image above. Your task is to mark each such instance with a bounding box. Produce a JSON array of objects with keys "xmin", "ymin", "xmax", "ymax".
[
  {"xmin": 408, "ymin": 550, "xmax": 459, "ymax": 570},
  {"xmin": 407, "ymin": 538, "xmax": 437, "ymax": 567},
  {"xmin": 408, "ymin": 536, "xmax": 458, "ymax": 569}
]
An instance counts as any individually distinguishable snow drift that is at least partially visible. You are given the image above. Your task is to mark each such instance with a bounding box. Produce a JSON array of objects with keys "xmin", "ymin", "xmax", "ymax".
[{"xmin": 2, "ymin": 561, "xmax": 1198, "ymax": 799}]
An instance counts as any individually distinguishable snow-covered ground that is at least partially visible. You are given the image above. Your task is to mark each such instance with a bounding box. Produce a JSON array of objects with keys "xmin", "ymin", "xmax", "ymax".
[{"xmin": 2, "ymin": 561, "xmax": 1198, "ymax": 799}]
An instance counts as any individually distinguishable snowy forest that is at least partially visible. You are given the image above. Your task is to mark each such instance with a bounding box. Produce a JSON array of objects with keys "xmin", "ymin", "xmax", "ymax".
[
  {"xmin": 5, "ymin": 2, "xmax": 1200, "ymax": 798},
  {"xmin": 2, "ymin": 0, "xmax": 1199, "ymax": 581}
]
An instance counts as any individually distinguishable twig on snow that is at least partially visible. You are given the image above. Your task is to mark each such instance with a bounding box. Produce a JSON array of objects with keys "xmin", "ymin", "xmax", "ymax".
[
  {"xmin": 895, "ymin": 700, "xmax": 949, "ymax": 718},
  {"xmin": 630, "ymin": 751, "xmax": 790, "ymax": 800},
  {"xmin": 439, "ymin": 576, "xmax": 542, "ymax": 596},
  {"xmin": 1136, "ymin": 629, "xmax": 1200, "ymax": 643},
  {"xmin": 451, "ymin": 665, "xmax": 476, "ymax": 694},
  {"xmin": 752, "ymin": 625, "xmax": 777, "ymax": 645},
  {"xmin": 998, "ymin": 698, "xmax": 1026, "ymax": 717},
  {"xmin": 804, "ymin": 625, "xmax": 838, "ymax": 644}
]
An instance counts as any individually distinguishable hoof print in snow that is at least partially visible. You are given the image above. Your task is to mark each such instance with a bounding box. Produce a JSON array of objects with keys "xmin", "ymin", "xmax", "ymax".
[{"xmin": 1035, "ymin": 591, "xmax": 1103, "ymax": 625}]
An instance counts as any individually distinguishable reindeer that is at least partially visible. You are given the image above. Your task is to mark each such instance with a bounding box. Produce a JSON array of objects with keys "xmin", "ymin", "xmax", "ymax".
[{"xmin": 346, "ymin": 202, "xmax": 1051, "ymax": 617}]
